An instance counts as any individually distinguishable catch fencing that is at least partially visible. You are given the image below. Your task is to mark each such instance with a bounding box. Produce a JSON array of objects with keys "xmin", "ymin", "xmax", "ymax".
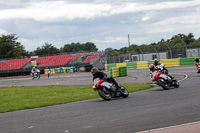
[
  {"xmin": 105, "ymin": 57, "xmax": 198, "ymax": 72},
  {"xmin": 106, "ymin": 47, "xmax": 200, "ymax": 64}
]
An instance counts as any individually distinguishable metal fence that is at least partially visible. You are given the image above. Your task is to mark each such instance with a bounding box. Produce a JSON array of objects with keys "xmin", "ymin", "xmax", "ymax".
[{"xmin": 106, "ymin": 47, "xmax": 200, "ymax": 64}]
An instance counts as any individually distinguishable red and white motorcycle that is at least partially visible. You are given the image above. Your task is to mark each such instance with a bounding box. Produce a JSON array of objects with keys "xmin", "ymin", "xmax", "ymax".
[
  {"xmin": 195, "ymin": 63, "xmax": 200, "ymax": 73},
  {"xmin": 92, "ymin": 78, "xmax": 129, "ymax": 100},
  {"xmin": 151, "ymin": 70, "xmax": 179, "ymax": 90}
]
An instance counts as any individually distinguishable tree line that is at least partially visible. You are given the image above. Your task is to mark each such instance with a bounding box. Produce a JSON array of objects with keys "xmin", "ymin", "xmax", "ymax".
[
  {"xmin": 106, "ymin": 33, "xmax": 200, "ymax": 56},
  {"xmin": 0, "ymin": 33, "xmax": 200, "ymax": 59},
  {"xmin": 0, "ymin": 34, "xmax": 98, "ymax": 59}
]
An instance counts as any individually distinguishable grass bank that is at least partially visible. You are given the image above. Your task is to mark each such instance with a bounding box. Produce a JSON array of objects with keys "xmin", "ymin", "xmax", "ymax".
[{"xmin": 0, "ymin": 83, "xmax": 156, "ymax": 113}]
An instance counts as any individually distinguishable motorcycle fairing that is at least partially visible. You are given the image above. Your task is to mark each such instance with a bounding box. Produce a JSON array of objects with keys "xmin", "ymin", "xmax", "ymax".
[
  {"xmin": 152, "ymin": 71, "xmax": 171, "ymax": 81},
  {"xmin": 159, "ymin": 74, "xmax": 171, "ymax": 80},
  {"xmin": 92, "ymin": 79, "xmax": 112, "ymax": 90},
  {"xmin": 152, "ymin": 71, "xmax": 162, "ymax": 81},
  {"xmin": 100, "ymin": 82, "xmax": 113, "ymax": 89},
  {"xmin": 195, "ymin": 63, "xmax": 200, "ymax": 73}
]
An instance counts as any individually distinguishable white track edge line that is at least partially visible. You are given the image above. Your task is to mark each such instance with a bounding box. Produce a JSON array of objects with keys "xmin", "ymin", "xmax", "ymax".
[
  {"xmin": 137, "ymin": 73, "xmax": 190, "ymax": 133},
  {"xmin": 136, "ymin": 120, "xmax": 200, "ymax": 133},
  {"xmin": 176, "ymin": 73, "xmax": 188, "ymax": 82}
]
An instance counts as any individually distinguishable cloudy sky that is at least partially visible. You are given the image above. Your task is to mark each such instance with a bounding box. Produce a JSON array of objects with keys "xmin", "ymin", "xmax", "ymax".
[{"xmin": 0, "ymin": 0, "xmax": 200, "ymax": 52}]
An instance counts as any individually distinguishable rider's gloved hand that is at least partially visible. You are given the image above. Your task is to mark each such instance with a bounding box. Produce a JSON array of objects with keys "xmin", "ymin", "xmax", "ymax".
[
  {"xmin": 102, "ymin": 77, "xmax": 107, "ymax": 81},
  {"xmin": 160, "ymin": 66, "xmax": 163, "ymax": 70}
]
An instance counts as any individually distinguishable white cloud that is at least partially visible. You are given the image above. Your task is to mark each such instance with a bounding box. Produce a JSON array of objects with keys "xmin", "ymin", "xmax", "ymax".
[
  {"xmin": 1, "ymin": 0, "xmax": 200, "ymax": 52},
  {"xmin": 91, "ymin": 37, "xmax": 127, "ymax": 44},
  {"xmin": 0, "ymin": 0, "xmax": 200, "ymax": 22},
  {"xmin": 0, "ymin": 29, "xmax": 8, "ymax": 34}
]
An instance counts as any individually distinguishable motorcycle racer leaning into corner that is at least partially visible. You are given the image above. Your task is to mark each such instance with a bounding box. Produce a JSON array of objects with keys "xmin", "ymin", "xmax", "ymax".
[
  {"xmin": 195, "ymin": 57, "xmax": 200, "ymax": 73},
  {"xmin": 91, "ymin": 67, "xmax": 120, "ymax": 89},
  {"xmin": 31, "ymin": 65, "xmax": 40, "ymax": 77},
  {"xmin": 149, "ymin": 64, "xmax": 175, "ymax": 82},
  {"xmin": 153, "ymin": 58, "xmax": 168, "ymax": 74}
]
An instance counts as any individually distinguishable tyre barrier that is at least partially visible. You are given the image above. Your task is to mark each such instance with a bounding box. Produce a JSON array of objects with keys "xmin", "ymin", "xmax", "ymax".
[
  {"xmin": 126, "ymin": 62, "xmax": 137, "ymax": 70},
  {"xmin": 105, "ymin": 57, "xmax": 198, "ymax": 71},
  {"xmin": 160, "ymin": 59, "xmax": 180, "ymax": 67},
  {"xmin": 109, "ymin": 67, "xmax": 127, "ymax": 77},
  {"xmin": 116, "ymin": 63, "xmax": 126, "ymax": 68},
  {"xmin": 110, "ymin": 67, "xmax": 119, "ymax": 77},
  {"xmin": 105, "ymin": 64, "xmax": 116, "ymax": 71},
  {"xmin": 119, "ymin": 66, "xmax": 127, "ymax": 76},
  {"xmin": 180, "ymin": 57, "xmax": 195, "ymax": 66},
  {"xmin": 45, "ymin": 67, "xmax": 75, "ymax": 75},
  {"xmin": 137, "ymin": 61, "xmax": 148, "ymax": 69}
]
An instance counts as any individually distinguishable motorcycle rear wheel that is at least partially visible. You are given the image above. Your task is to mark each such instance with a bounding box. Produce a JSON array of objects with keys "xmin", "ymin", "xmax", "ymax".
[{"xmin": 98, "ymin": 87, "xmax": 111, "ymax": 100}]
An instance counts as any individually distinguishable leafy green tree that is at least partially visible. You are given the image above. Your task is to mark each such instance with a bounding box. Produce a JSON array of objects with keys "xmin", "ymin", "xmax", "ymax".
[
  {"xmin": 61, "ymin": 42, "xmax": 98, "ymax": 53},
  {"xmin": 0, "ymin": 34, "xmax": 28, "ymax": 59},
  {"xmin": 107, "ymin": 33, "xmax": 199, "ymax": 57},
  {"xmin": 33, "ymin": 43, "xmax": 61, "ymax": 56}
]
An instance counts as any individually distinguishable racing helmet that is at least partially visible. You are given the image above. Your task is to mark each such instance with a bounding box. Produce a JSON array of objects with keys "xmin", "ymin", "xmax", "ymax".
[
  {"xmin": 154, "ymin": 59, "xmax": 159, "ymax": 66},
  {"xmin": 91, "ymin": 67, "xmax": 98, "ymax": 75},
  {"xmin": 149, "ymin": 64, "xmax": 155, "ymax": 71},
  {"xmin": 195, "ymin": 57, "xmax": 199, "ymax": 63}
]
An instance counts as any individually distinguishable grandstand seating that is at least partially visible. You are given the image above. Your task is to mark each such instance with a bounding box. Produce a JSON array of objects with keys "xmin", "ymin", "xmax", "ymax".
[
  {"xmin": 0, "ymin": 52, "xmax": 104, "ymax": 71},
  {"xmin": 82, "ymin": 52, "xmax": 104, "ymax": 63},
  {"xmin": 35, "ymin": 54, "xmax": 88, "ymax": 67},
  {"xmin": 0, "ymin": 58, "xmax": 31, "ymax": 71}
]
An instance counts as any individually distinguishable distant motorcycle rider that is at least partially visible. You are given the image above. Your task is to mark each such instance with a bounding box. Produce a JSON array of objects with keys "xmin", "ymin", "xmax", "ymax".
[
  {"xmin": 91, "ymin": 67, "xmax": 120, "ymax": 89},
  {"xmin": 31, "ymin": 65, "xmax": 37, "ymax": 73},
  {"xmin": 153, "ymin": 59, "xmax": 168, "ymax": 74},
  {"xmin": 149, "ymin": 64, "xmax": 158, "ymax": 80},
  {"xmin": 31, "ymin": 65, "xmax": 40, "ymax": 78},
  {"xmin": 149, "ymin": 64, "xmax": 174, "ymax": 81},
  {"xmin": 195, "ymin": 57, "xmax": 200, "ymax": 73}
]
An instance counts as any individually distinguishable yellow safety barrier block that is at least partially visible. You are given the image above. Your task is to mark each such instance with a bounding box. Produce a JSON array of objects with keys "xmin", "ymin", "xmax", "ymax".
[
  {"xmin": 116, "ymin": 63, "xmax": 127, "ymax": 68},
  {"xmin": 105, "ymin": 64, "xmax": 108, "ymax": 71},
  {"xmin": 44, "ymin": 69, "xmax": 48, "ymax": 74},
  {"xmin": 57, "ymin": 68, "xmax": 60, "ymax": 73},
  {"xmin": 111, "ymin": 67, "xmax": 119, "ymax": 77},
  {"xmin": 50, "ymin": 69, "xmax": 55, "ymax": 74},
  {"xmin": 63, "ymin": 68, "xmax": 67, "ymax": 73},
  {"xmin": 160, "ymin": 59, "xmax": 180, "ymax": 67},
  {"xmin": 137, "ymin": 61, "xmax": 148, "ymax": 69}
]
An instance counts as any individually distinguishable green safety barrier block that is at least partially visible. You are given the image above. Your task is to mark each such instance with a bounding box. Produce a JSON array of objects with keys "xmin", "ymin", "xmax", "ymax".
[
  {"xmin": 109, "ymin": 67, "xmax": 119, "ymax": 77},
  {"xmin": 180, "ymin": 57, "xmax": 195, "ymax": 66},
  {"xmin": 66, "ymin": 67, "xmax": 75, "ymax": 73},
  {"xmin": 106, "ymin": 64, "xmax": 116, "ymax": 70},
  {"xmin": 148, "ymin": 60, "xmax": 154, "ymax": 65},
  {"xmin": 55, "ymin": 68, "xmax": 58, "ymax": 73},
  {"xmin": 119, "ymin": 66, "xmax": 127, "ymax": 77},
  {"xmin": 126, "ymin": 62, "xmax": 137, "ymax": 69}
]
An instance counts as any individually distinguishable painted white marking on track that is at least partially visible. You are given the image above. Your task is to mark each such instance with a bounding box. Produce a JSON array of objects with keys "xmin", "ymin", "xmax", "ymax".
[
  {"xmin": 177, "ymin": 74, "xmax": 188, "ymax": 82},
  {"xmin": 136, "ymin": 121, "xmax": 200, "ymax": 133}
]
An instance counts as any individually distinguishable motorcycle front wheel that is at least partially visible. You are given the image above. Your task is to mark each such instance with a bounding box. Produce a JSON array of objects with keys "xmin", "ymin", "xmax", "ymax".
[
  {"xmin": 37, "ymin": 73, "xmax": 40, "ymax": 79},
  {"xmin": 157, "ymin": 79, "xmax": 170, "ymax": 90},
  {"xmin": 119, "ymin": 86, "xmax": 129, "ymax": 98},
  {"xmin": 173, "ymin": 80, "xmax": 179, "ymax": 88},
  {"xmin": 98, "ymin": 87, "xmax": 111, "ymax": 100}
]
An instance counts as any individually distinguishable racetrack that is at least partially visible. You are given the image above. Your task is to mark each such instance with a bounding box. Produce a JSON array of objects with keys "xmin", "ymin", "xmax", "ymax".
[{"xmin": 0, "ymin": 66, "xmax": 200, "ymax": 133}]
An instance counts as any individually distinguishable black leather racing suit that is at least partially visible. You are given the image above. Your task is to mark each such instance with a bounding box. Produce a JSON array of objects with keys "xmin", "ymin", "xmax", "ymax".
[{"xmin": 92, "ymin": 71, "xmax": 119, "ymax": 88}]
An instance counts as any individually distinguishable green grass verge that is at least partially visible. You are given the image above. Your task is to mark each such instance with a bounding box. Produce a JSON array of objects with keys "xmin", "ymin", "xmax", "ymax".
[{"xmin": 0, "ymin": 83, "xmax": 156, "ymax": 113}]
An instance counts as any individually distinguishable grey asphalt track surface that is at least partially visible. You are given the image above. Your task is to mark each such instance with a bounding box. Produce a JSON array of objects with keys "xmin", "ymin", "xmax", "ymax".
[{"xmin": 0, "ymin": 66, "xmax": 199, "ymax": 133}]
